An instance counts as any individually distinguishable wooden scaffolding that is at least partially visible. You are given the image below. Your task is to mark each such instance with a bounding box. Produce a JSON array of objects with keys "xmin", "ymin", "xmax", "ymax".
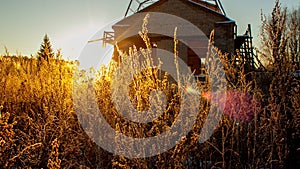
[{"xmin": 234, "ymin": 24, "xmax": 265, "ymax": 71}]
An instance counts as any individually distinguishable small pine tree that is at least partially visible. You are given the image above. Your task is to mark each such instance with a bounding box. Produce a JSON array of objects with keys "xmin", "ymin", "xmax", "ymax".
[{"xmin": 38, "ymin": 34, "xmax": 54, "ymax": 61}]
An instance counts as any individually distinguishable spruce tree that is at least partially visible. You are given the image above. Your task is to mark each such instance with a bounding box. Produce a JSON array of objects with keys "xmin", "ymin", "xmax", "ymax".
[{"xmin": 38, "ymin": 34, "xmax": 54, "ymax": 61}]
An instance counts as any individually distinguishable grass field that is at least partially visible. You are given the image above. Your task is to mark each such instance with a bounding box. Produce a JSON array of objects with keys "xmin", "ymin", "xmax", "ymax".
[
  {"xmin": 0, "ymin": 40, "xmax": 299, "ymax": 168},
  {"xmin": 1, "ymin": 1, "xmax": 299, "ymax": 167}
]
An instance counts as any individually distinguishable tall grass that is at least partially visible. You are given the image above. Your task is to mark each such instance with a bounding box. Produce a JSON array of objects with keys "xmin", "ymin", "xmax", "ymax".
[
  {"xmin": 0, "ymin": 56, "xmax": 111, "ymax": 168},
  {"xmin": 1, "ymin": 6, "xmax": 299, "ymax": 169}
]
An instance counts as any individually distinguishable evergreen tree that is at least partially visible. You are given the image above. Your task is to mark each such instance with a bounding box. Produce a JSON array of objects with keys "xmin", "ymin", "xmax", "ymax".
[{"xmin": 38, "ymin": 34, "xmax": 54, "ymax": 61}]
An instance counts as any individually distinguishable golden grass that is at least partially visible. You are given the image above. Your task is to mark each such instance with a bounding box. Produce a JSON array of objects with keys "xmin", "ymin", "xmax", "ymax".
[{"xmin": 0, "ymin": 13, "xmax": 299, "ymax": 169}]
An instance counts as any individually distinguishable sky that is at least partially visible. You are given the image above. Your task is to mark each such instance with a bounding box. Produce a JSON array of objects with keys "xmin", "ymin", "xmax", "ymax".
[{"xmin": 0, "ymin": 0, "xmax": 299, "ymax": 61}]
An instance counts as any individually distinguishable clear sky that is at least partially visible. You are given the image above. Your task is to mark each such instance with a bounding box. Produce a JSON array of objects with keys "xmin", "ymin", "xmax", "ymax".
[{"xmin": 0, "ymin": 0, "xmax": 299, "ymax": 60}]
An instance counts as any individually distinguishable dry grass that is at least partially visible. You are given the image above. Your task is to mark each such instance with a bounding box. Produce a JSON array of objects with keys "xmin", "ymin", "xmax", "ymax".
[
  {"xmin": 0, "ymin": 3, "xmax": 299, "ymax": 168},
  {"xmin": 0, "ymin": 56, "xmax": 111, "ymax": 168},
  {"xmin": 0, "ymin": 37, "xmax": 299, "ymax": 169}
]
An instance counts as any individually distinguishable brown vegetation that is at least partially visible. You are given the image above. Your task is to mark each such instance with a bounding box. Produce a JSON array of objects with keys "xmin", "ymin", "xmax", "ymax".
[{"xmin": 0, "ymin": 0, "xmax": 299, "ymax": 168}]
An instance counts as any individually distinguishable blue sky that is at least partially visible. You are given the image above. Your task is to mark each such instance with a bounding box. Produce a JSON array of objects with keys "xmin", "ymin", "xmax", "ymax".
[{"xmin": 0, "ymin": 0, "xmax": 299, "ymax": 60}]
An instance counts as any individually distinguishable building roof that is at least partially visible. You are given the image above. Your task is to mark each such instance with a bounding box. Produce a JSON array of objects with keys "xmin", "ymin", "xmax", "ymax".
[
  {"xmin": 136, "ymin": 0, "xmax": 232, "ymax": 21},
  {"xmin": 112, "ymin": 0, "xmax": 235, "ymax": 45},
  {"xmin": 188, "ymin": 0, "xmax": 222, "ymax": 13}
]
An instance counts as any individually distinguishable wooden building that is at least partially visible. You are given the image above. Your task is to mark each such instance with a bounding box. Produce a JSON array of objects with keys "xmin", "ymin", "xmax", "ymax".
[{"xmin": 100, "ymin": 0, "xmax": 258, "ymax": 74}]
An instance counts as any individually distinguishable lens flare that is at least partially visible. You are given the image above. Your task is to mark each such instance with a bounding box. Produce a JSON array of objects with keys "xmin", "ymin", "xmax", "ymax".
[
  {"xmin": 184, "ymin": 85, "xmax": 200, "ymax": 95},
  {"xmin": 202, "ymin": 90, "xmax": 260, "ymax": 122}
]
